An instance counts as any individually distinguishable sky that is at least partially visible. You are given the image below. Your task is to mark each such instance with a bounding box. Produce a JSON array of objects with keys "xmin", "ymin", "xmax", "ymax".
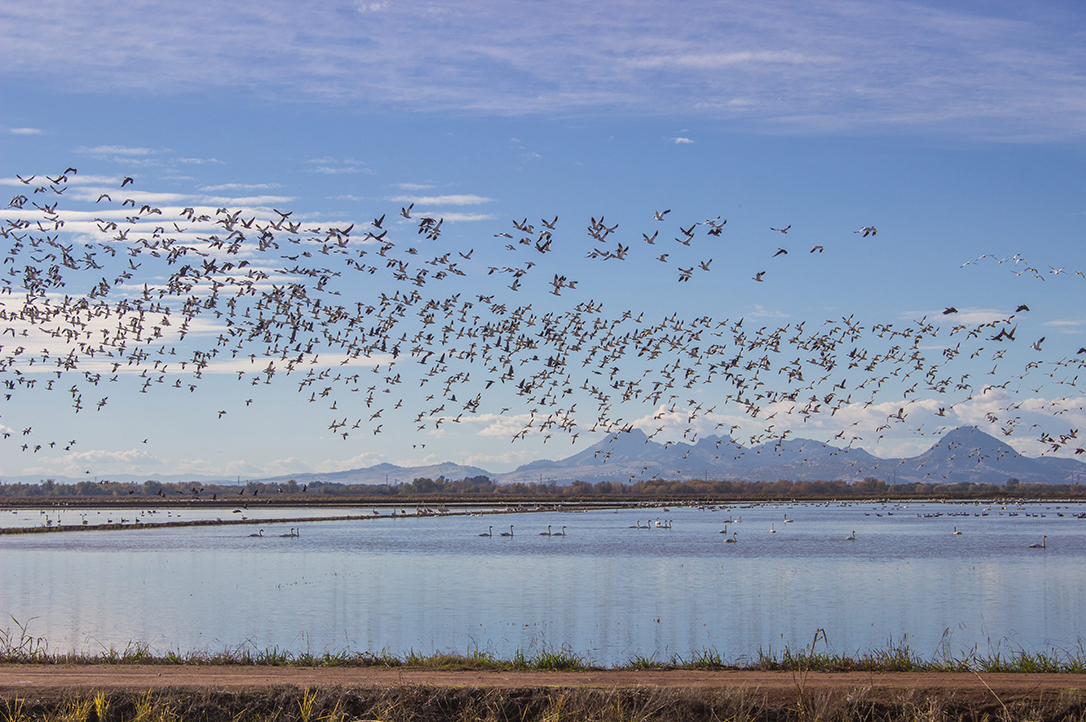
[{"xmin": 1, "ymin": 0, "xmax": 1085, "ymax": 482}]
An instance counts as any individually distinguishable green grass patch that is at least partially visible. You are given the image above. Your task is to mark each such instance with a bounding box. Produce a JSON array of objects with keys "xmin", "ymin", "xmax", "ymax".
[{"xmin": 4, "ymin": 621, "xmax": 1086, "ymax": 673}]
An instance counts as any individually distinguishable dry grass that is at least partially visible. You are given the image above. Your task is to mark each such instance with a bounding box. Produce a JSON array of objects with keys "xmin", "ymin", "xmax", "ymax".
[{"xmin": 3, "ymin": 686, "xmax": 1086, "ymax": 722}]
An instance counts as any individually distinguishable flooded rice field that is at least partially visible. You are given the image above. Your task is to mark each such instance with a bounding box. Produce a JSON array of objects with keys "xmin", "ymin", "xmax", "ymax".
[{"xmin": 2, "ymin": 500, "xmax": 1083, "ymax": 666}]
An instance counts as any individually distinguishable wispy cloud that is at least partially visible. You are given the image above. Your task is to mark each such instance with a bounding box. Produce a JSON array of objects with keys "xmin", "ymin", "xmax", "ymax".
[
  {"xmin": 631, "ymin": 50, "xmax": 836, "ymax": 70},
  {"xmin": 177, "ymin": 157, "xmax": 224, "ymax": 165},
  {"xmin": 313, "ymin": 165, "xmax": 369, "ymax": 174},
  {"xmin": 901, "ymin": 308, "xmax": 1010, "ymax": 325},
  {"xmin": 1043, "ymin": 319, "xmax": 1085, "ymax": 334},
  {"xmin": 8, "ymin": 127, "xmax": 45, "ymax": 135},
  {"xmin": 197, "ymin": 194, "xmax": 298, "ymax": 206},
  {"xmin": 388, "ymin": 194, "xmax": 492, "ymax": 205},
  {"xmin": 199, "ymin": 182, "xmax": 282, "ymax": 192},
  {"xmin": 307, "ymin": 157, "xmax": 369, "ymax": 175},
  {"xmin": 749, "ymin": 304, "xmax": 788, "ymax": 318},
  {"xmin": 75, "ymin": 145, "xmax": 159, "ymax": 157},
  {"xmin": 424, "ymin": 212, "xmax": 494, "ymax": 222},
  {"xmin": 4, "ymin": 0, "xmax": 1084, "ymax": 140}
]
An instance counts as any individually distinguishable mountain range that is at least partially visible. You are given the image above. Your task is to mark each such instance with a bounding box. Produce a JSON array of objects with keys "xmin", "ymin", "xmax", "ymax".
[
  {"xmin": 6, "ymin": 427, "xmax": 1082, "ymax": 488},
  {"xmin": 257, "ymin": 425, "xmax": 1084, "ymax": 487}
]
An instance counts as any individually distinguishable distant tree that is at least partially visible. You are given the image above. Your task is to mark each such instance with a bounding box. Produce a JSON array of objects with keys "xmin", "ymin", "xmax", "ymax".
[{"xmin": 410, "ymin": 477, "xmax": 441, "ymax": 494}]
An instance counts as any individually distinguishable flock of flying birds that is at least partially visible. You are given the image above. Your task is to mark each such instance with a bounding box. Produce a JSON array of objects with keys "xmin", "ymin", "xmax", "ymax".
[{"xmin": 2, "ymin": 167, "xmax": 1085, "ymax": 480}]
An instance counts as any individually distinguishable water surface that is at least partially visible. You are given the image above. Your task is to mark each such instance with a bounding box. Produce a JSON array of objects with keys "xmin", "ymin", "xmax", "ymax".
[{"xmin": 2, "ymin": 501, "xmax": 1083, "ymax": 666}]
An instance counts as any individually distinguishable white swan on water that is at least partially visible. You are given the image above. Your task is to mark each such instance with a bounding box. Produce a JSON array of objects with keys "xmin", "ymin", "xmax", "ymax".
[
  {"xmin": 845, "ymin": 530, "xmax": 856, "ymax": 541},
  {"xmin": 479, "ymin": 526, "xmax": 493, "ymax": 537},
  {"xmin": 540, "ymin": 525, "xmax": 552, "ymax": 536},
  {"xmin": 1028, "ymin": 535, "xmax": 1047, "ymax": 549},
  {"xmin": 499, "ymin": 525, "xmax": 514, "ymax": 537},
  {"xmin": 724, "ymin": 532, "xmax": 737, "ymax": 543}
]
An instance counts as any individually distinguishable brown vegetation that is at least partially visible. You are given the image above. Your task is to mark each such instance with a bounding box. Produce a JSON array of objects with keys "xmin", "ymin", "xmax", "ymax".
[{"xmin": 3, "ymin": 671, "xmax": 1086, "ymax": 722}]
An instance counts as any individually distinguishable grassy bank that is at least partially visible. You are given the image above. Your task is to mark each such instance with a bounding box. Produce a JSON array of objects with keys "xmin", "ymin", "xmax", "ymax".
[
  {"xmin": 3, "ymin": 684, "xmax": 1086, "ymax": 722},
  {"xmin": 3, "ymin": 627, "xmax": 1085, "ymax": 674}
]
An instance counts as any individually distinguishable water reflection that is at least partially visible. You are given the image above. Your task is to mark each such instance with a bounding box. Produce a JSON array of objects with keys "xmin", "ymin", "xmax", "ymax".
[{"xmin": 1, "ymin": 501, "xmax": 1083, "ymax": 666}]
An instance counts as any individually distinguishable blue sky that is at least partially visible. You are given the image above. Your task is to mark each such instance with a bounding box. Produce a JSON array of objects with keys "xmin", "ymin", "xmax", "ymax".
[{"xmin": 1, "ymin": 0, "xmax": 1085, "ymax": 481}]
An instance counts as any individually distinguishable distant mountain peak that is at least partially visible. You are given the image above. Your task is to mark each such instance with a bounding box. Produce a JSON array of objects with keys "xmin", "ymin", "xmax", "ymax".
[{"xmin": 921, "ymin": 426, "xmax": 1020, "ymax": 461}]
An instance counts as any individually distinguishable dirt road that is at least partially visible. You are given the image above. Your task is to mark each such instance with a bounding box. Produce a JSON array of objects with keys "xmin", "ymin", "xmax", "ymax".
[{"xmin": 2, "ymin": 665, "xmax": 1084, "ymax": 705}]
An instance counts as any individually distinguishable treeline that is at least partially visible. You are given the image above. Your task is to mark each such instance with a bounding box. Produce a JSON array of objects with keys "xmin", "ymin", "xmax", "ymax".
[
  {"xmin": 1, "ymin": 475, "xmax": 1083, "ymax": 501},
  {"xmin": 0, "ymin": 476, "xmax": 500, "ymax": 499}
]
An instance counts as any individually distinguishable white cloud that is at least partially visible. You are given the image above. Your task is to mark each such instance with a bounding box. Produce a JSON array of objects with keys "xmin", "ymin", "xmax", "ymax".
[
  {"xmin": 197, "ymin": 194, "xmax": 298, "ymax": 206},
  {"xmin": 313, "ymin": 452, "xmax": 386, "ymax": 473},
  {"xmin": 199, "ymin": 353, "xmax": 391, "ymax": 374},
  {"xmin": 388, "ymin": 194, "xmax": 493, "ymax": 206},
  {"xmin": 463, "ymin": 449, "xmax": 539, "ymax": 468},
  {"xmin": 397, "ymin": 183, "xmax": 436, "ymax": 191},
  {"xmin": 199, "ymin": 182, "xmax": 282, "ymax": 192},
  {"xmin": 4, "ymin": 1, "xmax": 1082, "ymax": 140},
  {"xmin": 631, "ymin": 50, "xmax": 837, "ymax": 71},
  {"xmin": 8, "ymin": 127, "xmax": 45, "ymax": 135},
  {"xmin": 259, "ymin": 457, "xmax": 316, "ymax": 476},
  {"xmin": 313, "ymin": 166, "xmax": 369, "ymax": 175},
  {"xmin": 671, "ymin": 137, "xmax": 694, "ymax": 144},
  {"xmin": 355, "ymin": 1, "xmax": 388, "ymax": 13},
  {"xmin": 748, "ymin": 304, "xmax": 789, "ymax": 318},
  {"xmin": 75, "ymin": 145, "xmax": 158, "ymax": 157},
  {"xmin": 17, "ymin": 448, "xmax": 163, "ymax": 477},
  {"xmin": 903, "ymin": 308, "xmax": 1010, "ymax": 325},
  {"xmin": 1043, "ymin": 320, "xmax": 1085, "ymax": 334},
  {"xmin": 307, "ymin": 157, "xmax": 370, "ymax": 175},
  {"xmin": 468, "ymin": 412, "xmax": 535, "ymax": 437},
  {"xmin": 415, "ymin": 212, "xmax": 495, "ymax": 222}
]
